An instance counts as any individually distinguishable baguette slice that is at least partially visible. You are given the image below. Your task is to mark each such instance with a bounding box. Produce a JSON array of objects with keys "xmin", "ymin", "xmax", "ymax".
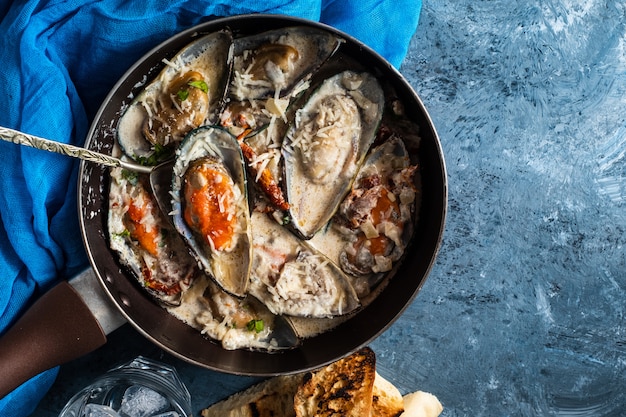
[
  {"xmin": 201, "ymin": 374, "xmax": 304, "ymax": 417},
  {"xmin": 372, "ymin": 372, "xmax": 404, "ymax": 417},
  {"xmin": 294, "ymin": 347, "xmax": 377, "ymax": 417}
]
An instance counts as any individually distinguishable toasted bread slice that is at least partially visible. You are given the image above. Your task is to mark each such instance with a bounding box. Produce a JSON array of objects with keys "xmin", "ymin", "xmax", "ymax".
[
  {"xmin": 400, "ymin": 391, "xmax": 443, "ymax": 417},
  {"xmin": 373, "ymin": 372, "xmax": 404, "ymax": 417},
  {"xmin": 201, "ymin": 347, "xmax": 442, "ymax": 417},
  {"xmin": 294, "ymin": 347, "xmax": 377, "ymax": 417},
  {"xmin": 201, "ymin": 374, "xmax": 304, "ymax": 417}
]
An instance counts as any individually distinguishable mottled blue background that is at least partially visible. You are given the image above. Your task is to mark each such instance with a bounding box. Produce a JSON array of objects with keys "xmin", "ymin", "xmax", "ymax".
[{"xmin": 33, "ymin": 1, "xmax": 626, "ymax": 416}]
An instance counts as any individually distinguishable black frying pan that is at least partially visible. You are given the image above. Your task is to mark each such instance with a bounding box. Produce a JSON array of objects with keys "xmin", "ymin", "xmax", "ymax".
[{"xmin": 0, "ymin": 14, "xmax": 447, "ymax": 394}]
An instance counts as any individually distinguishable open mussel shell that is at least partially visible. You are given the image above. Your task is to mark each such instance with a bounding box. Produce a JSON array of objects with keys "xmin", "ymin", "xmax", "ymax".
[
  {"xmin": 171, "ymin": 126, "xmax": 252, "ymax": 298},
  {"xmin": 107, "ymin": 167, "xmax": 196, "ymax": 306},
  {"xmin": 230, "ymin": 25, "xmax": 342, "ymax": 101},
  {"xmin": 248, "ymin": 211, "xmax": 360, "ymax": 318},
  {"xmin": 117, "ymin": 30, "xmax": 234, "ymax": 164},
  {"xmin": 282, "ymin": 70, "xmax": 385, "ymax": 239},
  {"xmin": 335, "ymin": 135, "xmax": 418, "ymax": 283},
  {"xmin": 166, "ymin": 275, "xmax": 299, "ymax": 350}
]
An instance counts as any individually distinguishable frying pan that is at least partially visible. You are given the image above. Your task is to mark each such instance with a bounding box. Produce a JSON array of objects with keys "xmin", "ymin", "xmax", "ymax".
[{"xmin": 0, "ymin": 14, "xmax": 447, "ymax": 396}]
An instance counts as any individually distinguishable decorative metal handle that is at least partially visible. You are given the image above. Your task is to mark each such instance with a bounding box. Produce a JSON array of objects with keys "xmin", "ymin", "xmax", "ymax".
[{"xmin": 0, "ymin": 126, "xmax": 152, "ymax": 173}]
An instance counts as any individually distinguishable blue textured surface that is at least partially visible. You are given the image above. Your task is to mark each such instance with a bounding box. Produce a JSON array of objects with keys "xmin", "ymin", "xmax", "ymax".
[{"xmin": 33, "ymin": 1, "xmax": 626, "ymax": 416}]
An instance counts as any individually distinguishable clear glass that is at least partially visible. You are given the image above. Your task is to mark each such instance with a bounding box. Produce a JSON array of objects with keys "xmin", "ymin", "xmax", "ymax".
[{"xmin": 58, "ymin": 356, "xmax": 192, "ymax": 417}]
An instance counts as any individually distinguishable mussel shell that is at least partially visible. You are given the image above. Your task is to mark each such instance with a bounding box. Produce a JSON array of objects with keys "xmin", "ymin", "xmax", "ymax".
[
  {"xmin": 282, "ymin": 70, "xmax": 385, "ymax": 239},
  {"xmin": 230, "ymin": 26, "xmax": 342, "ymax": 101},
  {"xmin": 248, "ymin": 211, "xmax": 360, "ymax": 318},
  {"xmin": 166, "ymin": 274, "xmax": 299, "ymax": 350},
  {"xmin": 117, "ymin": 30, "xmax": 234, "ymax": 164},
  {"xmin": 107, "ymin": 167, "xmax": 196, "ymax": 306},
  {"xmin": 335, "ymin": 135, "xmax": 417, "ymax": 280},
  {"xmin": 171, "ymin": 126, "xmax": 252, "ymax": 298}
]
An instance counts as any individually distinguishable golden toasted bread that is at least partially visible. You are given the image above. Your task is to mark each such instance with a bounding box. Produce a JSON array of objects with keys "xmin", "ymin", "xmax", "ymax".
[
  {"xmin": 294, "ymin": 347, "xmax": 377, "ymax": 417},
  {"xmin": 201, "ymin": 347, "xmax": 442, "ymax": 417},
  {"xmin": 372, "ymin": 372, "xmax": 404, "ymax": 417},
  {"xmin": 200, "ymin": 374, "xmax": 304, "ymax": 417}
]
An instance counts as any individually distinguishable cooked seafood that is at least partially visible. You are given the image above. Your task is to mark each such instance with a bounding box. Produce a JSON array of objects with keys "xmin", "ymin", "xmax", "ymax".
[
  {"xmin": 334, "ymin": 136, "xmax": 418, "ymax": 277},
  {"xmin": 219, "ymin": 104, "xmax": 291, "ymax": 211},
  {"xmin": 248, "ymin": 211, "xmax": 360, "ymax": 318},
  {"xmin": 282, "ymin": 70, "xmax": 385, "ymax": 239},
  {"xmin": 117, "ymin": 30, "xmax": 233, "ymax": 164},
  {"xmin": 171, "ymin": 127, "xmax": 252, "ymax": 298},
  {"xmin": 108, "ymin": 167, "xmax": 195, "ymax": 305},
  {"xmin": 106, "ymin": 26, "xmax": 422, "ymax": 351},
  {"xmin": 223, "ymin": 25, "xmax": 342, "ymax": 211},
  {"xmin": 167, "ymin": 275, "xmax": 298, "ymax": 350},
  {"xmin": 230, "ymin": 26, "xmax": 341, "ymax": 101}
]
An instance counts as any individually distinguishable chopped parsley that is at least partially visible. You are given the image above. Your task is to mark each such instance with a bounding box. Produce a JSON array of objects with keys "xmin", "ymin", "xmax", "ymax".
[
  {"xmin": 188, "ymin": 79, "xmax": 208, "ymax": 93},
  {"xmin": 177, "ymin": 80, "xmax": 208, "ymax": 102},
  {"xmin": 177, "ymin": 89, "xmax": 190, "ymax": 101},
  {"xmin": 135, "ymin": 143, "xmax": 173, "ymax": 166},
  {"xmin": 246, "ymin": 319, "xmax": 264, "ymax": 333},
  {"xmin": 121, "ymin": 169, "xmax": 139, "ymax": 185}
]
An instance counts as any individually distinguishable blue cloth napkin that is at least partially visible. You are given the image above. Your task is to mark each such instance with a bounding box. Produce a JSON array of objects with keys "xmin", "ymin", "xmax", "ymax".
[{"xmin": 0, "ymin": 0, "xmax": 421, "ymax": 415}]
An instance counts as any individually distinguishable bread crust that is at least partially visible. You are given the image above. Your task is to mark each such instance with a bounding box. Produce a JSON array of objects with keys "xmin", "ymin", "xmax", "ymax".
[
  {"xmin": 294, "ymin": 347, "xmax": 376, "ymax": 417},
  {"xmin": 201, "ymin": 374, "xmax": 304, "ymax": 417},
  {"xmin": 372, "ymin": 372, "xmax": 404, "ymax": 417}
]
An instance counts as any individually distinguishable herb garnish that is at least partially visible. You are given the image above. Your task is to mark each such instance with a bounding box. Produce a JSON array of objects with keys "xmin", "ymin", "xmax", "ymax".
[
  {"xmin": 246, "ymin": 319, "xmax": 264, "ymax": 333},
  {"xmin": 177, "ymin": 89, "xmax": 190, "ymax": 101},
  {"xmin": 135, "ymin": 143, "xmax": 173, "ymax": 166},
  {"xmin": 188, "ymin": 79, "xmax": 208, "ymax": 93},
  {"xmin": 121, "ymin": 169, "xmax": 139, "ymax": 185}
]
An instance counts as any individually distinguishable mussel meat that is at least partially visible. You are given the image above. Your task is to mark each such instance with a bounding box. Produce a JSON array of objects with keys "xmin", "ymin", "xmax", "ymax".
[
  {"xmin": 334, "ymin": 135, "xmax": 419, "ymax": 278},
  {"xmin": 117, "ymin": 30, "xmax": 233, "ymax": 164},
  {"xmin": 171, "ymin": 127, "xmax": 252, "ymax": 298},
  {"xmin": 282, "ymin": 70, "xmax": 385, "ymax": 239},
  {"xmin": 108, "ymin": 167, "xmax": 196, "ymax": 305},
  {"xmin": 248, "ymin": 211, "xmax": 360, "ymax": 318}
]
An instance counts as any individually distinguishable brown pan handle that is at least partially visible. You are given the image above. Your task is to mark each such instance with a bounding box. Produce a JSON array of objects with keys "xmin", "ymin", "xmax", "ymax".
[{"xmin": 0, "ymin": 281, "xmax": 107, "ymax": 398}]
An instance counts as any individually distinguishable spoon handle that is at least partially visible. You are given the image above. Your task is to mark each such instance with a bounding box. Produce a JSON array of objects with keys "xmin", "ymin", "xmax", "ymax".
[{"xmin": 0, "ymin": 125, "xmax": 152, "ymax": 174}]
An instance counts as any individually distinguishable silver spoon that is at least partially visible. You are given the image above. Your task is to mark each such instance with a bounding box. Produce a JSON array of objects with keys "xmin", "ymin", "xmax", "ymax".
[{"xmin": 0, "ymin": 125, "xmax": 174, "ymax": 215}]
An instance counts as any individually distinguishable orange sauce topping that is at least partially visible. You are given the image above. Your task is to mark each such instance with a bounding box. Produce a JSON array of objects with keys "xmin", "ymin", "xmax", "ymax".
[
  {"xmin": 183, "ymin": 163, "xmax": 236, "ymax": 251},
  {"xmin": 126, "ymin": 197, "xmax": 160, "ymax": 257},
  {"xmin": 347, "ymin": 187, "xmax": 403, "ymax": 262},
  {"xmin": 367, "ymin": 188, "xmax": 401, "ymax": 256}
]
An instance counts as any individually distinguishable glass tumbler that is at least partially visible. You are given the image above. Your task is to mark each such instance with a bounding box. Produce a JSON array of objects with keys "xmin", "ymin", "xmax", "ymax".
[{"xmin": 58, "ymin": 356, "xmax": 192, "ymax": 417}]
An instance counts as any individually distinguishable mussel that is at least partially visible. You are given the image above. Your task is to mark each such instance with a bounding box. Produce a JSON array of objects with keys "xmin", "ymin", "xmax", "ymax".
[
  {"xmin": 334, "ymin": 135, "xmax": 419, "ymax": 279},
  {"xmin": 230, "ymin": 26, "xmax": 342, "ymax": 101},
  {"xmin": 167, "ymin": 275, "xmax": 299, "ymax": 350},
  {"xmin": 117, "ymin": 30, "xmax": 233, "ymax": 164},
  {"xmin": 108, "ymin": 167, "xmax": 196, "ymax": 305},
  {"xmin": 220, "ymin": 26, "xmax": 342, "ymax": 211},
  {"xmin": 248, "ymin": 211, "xmax": 360, "ymax": 318},
  {"xmin": 171, "ymin": 126, "xmax": 252, "ymax": 298},
  {"xmin": 281, "ymin": 70, "xmax": 385, "ymax": 239}
]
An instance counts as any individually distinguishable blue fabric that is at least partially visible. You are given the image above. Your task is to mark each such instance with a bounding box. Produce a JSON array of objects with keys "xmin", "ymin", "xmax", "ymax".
[{"xmin": 0, "ymin": 0, "xmax": 421, "ymax": 415}]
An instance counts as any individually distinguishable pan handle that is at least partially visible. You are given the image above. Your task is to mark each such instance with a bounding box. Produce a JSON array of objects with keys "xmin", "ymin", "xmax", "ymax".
[{"xmin": 0, "ymin": 280, "xmax": 108, "ymax": 398}]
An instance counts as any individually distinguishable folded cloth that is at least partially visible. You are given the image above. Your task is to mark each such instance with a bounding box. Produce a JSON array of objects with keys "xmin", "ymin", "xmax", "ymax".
[{"xmin": 0, "ymin": 0, "xmax": 421, "ymax": 415}]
